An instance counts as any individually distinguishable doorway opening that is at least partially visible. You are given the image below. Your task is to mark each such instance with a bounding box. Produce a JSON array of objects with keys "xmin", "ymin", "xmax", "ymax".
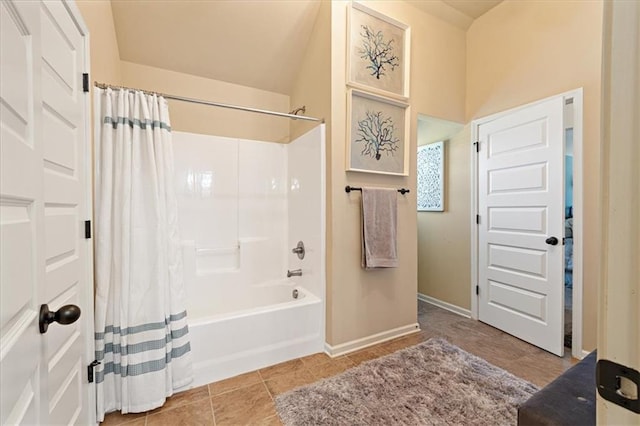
[
  {"xmin": 415, "ymin": 115, "xmax": 470, "ymax": 317},
  {"xmin": 564, "ymin": 107, "xmax": 575, "ymax": 351}
]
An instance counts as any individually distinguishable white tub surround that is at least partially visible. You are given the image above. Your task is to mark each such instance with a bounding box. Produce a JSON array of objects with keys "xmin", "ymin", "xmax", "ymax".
[{"xmin": 173, "ymin": 125, "xmax": 326, "ymax": 385}]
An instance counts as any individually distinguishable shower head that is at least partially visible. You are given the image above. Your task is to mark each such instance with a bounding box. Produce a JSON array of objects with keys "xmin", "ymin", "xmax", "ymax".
[{"xmin": 289, "ymin": 105, "xmax": 306, "ymax": 116}]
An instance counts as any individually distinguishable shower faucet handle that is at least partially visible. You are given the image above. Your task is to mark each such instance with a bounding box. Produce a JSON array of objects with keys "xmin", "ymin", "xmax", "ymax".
[
  {"xmin": 291, "ymin": 241, "xmax": 305, "ymax": 259},
  {"xmin": 287, "ymin": 269, "xmax": 303, "ymax": 278}
]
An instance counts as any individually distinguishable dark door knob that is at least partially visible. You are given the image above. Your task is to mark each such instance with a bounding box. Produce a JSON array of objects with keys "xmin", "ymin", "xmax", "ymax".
[
  {"xmin": 39, "ymin": 304, "xmax": 81, "ymax": 334},
  {"xmin": 545, "ymin": 236, "xmax": 559, "ymax": 246}
]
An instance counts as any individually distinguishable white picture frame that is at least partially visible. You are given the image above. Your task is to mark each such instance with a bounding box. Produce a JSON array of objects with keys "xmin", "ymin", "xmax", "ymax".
[
  {"xmin": 417, "ymin": 141, "xmax": 444, "ymax": 211},
  {"xmin": 347, "ymin": 2, "xmax": 410, "ymax": 101},
  {"xmin": 346, "ymin": 89, "xmax": 410, "ymax": 176}
]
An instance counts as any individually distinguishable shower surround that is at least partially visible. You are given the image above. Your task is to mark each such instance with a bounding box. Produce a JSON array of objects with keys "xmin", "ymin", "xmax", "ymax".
[{"xmin": 173, "ymin": 125, "xmax": 326, "ymax": 387}]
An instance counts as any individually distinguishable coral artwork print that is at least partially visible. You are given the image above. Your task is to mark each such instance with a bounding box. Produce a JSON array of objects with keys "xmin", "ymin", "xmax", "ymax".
[
  {"xmin": 356, "ymin": 110, "xmax": 399, "ymax": 160},
  {"xmin": 358, "ymin": 25, "xmax": 399, "ymax": 80},
  {"xmin": 417, "ymin": 142, "xmax": 444, "ymax": 211},
  {"xmin": 349, "ymin": 4, "xmax": 407, "ymax": 98},
  {"xmin": 348, "ymin": 91, "xmax": 407, "ymax": 175}
]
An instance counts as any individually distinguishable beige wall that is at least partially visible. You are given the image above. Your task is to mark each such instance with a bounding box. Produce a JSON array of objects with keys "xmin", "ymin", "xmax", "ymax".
[
  {"xmin": 466, "ymin": 0, "xmax": 603, "ymax": 350},
  {"xmin": 328, "ymin": 1, "xmax": 466, "ymax": 346},
  {"xmin": 289, "ymin": 0, "xmax": 331, "ymax": 141},
  {"xmin": 77, "ymin": 1, "xmax": 290, "ymax": 144},
  {"xmin": 76, "ymin": 0, "xmax": 121, "ymax": 86},
  {"xmin": 120, "ymin": 61, "xmax": 290, "ymax": 143},
  {"xmin": 417, "ymin": 125, "xmax": 471, "ymax": 309}
]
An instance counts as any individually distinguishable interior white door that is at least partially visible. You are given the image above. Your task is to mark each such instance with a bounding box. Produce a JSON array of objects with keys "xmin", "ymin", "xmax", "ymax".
[
  {"xmin": 0, "ymin": 0, "xmax": 92, "ymax": 424},
  {"xmin": 477, "ymin": 97, "xmax": 565, "ymax": 356}
]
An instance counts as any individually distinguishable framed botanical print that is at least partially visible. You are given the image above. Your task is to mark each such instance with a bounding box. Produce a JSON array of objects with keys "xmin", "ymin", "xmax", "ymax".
[
  {"xmin": 347, "ymin": 89, "xmax": 409, "ymax": 176},
  {"xmin": 347, "ymin": 2, "xmax": 410, "ymax": 100},
  {"xmin": 417, "ymin": 141, "xmax": 444, "ymax": 211}
]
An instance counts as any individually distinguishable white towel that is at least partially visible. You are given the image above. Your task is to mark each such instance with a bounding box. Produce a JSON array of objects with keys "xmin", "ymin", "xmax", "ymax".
[{"xmin": 361, "ymin": 187, "xmax": 398, "ymax": 269}]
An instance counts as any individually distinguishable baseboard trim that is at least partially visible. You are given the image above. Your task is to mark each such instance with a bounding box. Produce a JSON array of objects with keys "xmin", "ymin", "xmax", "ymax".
[
  {"xmin": 579, "ymin": 349, "xmax": 590, "ymax": 360},
  {"xmin": 417, "ymin": 293, "xmax": 471, "ymax": 318},
  {"xmin": 324, "ymin": 323, "xmax": 420, "ymax": 357}
]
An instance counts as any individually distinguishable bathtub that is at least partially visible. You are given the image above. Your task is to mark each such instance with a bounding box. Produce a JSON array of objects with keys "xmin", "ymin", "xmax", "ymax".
[
  {"xmin": 186, "ymin": 280, "xmax": 323, "ymax": 387},
  {"xmin": 174, "ymin": 125, "xmax": 326, "ymax": 389}
]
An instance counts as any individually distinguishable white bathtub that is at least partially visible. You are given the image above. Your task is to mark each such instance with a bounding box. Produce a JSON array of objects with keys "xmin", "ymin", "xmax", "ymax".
[
  {"xmin": 175, "ymin": 125, "xmax": 326, "ymax": 389},
  {"xmin": 186, "ymin": 281, "xmax": 323, "ymax": 387}
]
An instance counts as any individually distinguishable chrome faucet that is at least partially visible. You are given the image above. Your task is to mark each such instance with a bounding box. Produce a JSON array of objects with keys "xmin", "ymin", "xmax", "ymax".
[{"xmin": 287, "ymin": 269, "xmax": 302, "ymax": 277}]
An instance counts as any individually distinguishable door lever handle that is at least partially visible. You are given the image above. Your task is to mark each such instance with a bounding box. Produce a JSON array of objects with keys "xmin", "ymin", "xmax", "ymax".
[{"xmin": 545, "ymin": 236, "xmax": 559, "ymax": 246}]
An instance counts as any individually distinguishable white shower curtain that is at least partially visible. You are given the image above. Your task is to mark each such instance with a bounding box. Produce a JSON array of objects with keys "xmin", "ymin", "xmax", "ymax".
[{"xmin": 93, "ymin": 88, "xmax": 193, "ymax": 420}]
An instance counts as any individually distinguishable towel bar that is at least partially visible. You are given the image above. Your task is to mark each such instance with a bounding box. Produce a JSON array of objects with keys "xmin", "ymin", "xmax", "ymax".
[{"xmin": 345, "ymin": 185, "xmax": 410, "ymax": 195}]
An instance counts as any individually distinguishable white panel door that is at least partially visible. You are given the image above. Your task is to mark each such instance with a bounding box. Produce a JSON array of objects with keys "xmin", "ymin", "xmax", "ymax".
[
  {"xmin": 477, "ymin": 97, "xmax": 565, "ymax": 356},
  {"xmin": 0, "ymin": 0, "xmax": 91, "ymax": 424}
]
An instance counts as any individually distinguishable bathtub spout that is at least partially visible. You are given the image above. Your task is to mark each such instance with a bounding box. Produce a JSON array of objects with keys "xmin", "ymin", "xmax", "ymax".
[{"xmin": 287, "ymin": 269, "xmax": 302, "ymax": 277}]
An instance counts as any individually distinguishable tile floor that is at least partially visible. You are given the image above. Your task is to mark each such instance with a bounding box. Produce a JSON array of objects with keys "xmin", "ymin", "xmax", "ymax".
[{"xmin": 103, "ymin": 301, "xmax": 575, "ymax": 425}]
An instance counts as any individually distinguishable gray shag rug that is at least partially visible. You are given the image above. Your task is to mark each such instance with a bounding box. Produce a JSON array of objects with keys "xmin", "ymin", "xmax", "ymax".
[{"xmin": 275, "ymin": 338, "xmax": 538, "ymax": 425}]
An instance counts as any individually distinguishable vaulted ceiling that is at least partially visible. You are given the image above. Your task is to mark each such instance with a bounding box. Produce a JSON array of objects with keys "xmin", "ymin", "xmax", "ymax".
[
  {"xmin": 442, "ymin": 0, "xmax": 503, "ymax": 19},
  {"xmin": 110, "ymin": 0, "xmax": 502, "ymax": 96}
]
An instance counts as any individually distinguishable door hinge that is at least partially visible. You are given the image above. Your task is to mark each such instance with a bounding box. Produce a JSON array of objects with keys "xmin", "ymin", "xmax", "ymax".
[
  {"xmin": 474, "ymin": 141, "xmax": 480, "ymax": 152},
  {"xmin": 84, "ymin": 220, "xmax": 91, "ymax": 239},
  {"xmin": 476, "ymin": 214, "xmax": 480, "ymax": 225},
  {"xmin": 476, "ymin": 285, "xmax": 480, "ymax": 295},
  {"xmin": 87, "ymin": 360, "xmax": 101, "ymax": 383},
  {"xmin": 82, "ymin": 73, "xmax": 89, "ymax": 92}
]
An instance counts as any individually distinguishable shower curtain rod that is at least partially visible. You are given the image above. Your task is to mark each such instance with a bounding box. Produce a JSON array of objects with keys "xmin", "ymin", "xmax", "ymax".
[{"xmin": 94, "ymin": 81, "xmax": 324, "ymax": 123}]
